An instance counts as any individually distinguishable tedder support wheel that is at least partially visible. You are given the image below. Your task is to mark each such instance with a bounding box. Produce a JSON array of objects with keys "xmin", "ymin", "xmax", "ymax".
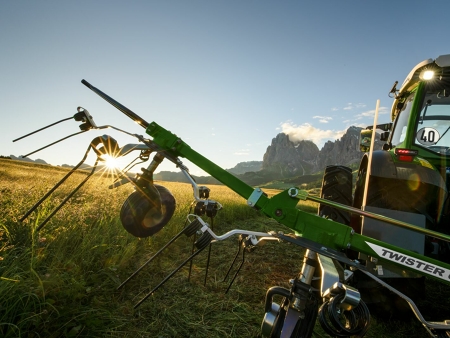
[
  {"xmin": 318, "ymin": 165, "xmax": 352, "ymax": 225},
  {"xmin": 120, "ymin": 184, "xmax": 176, "ymax": 238}
]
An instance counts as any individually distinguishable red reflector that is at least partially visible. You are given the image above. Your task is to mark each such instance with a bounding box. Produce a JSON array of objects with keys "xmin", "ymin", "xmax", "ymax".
[
  {"xmin": 395, "ymin": 148, "xmax": 418, "ymax": 162},
  {"xmin": 398, "ymin": 155, "xmax": 414, "ymax": 162}
]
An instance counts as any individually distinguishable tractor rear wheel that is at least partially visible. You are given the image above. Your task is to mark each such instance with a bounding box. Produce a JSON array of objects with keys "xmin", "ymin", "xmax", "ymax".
[{"xmin": 318, "ymin": 165, "xmax": 352, "ymax": 225}]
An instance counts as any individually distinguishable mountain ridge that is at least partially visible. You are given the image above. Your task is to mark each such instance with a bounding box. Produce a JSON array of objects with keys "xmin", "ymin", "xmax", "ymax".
[{"xmin": 6, "ymin": 126, "xmax": 382, "ymax": 187}]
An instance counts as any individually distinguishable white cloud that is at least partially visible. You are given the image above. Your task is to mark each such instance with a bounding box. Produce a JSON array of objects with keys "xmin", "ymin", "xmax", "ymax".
[
  {"xmin": 344, "ymin": 106, "xmax": 354, "ymax": 111},
  {"xmin": 353, "ymin": 122, "xmax": 369, "ymax": 128},
  {"xmin": 313, "ymin": 115, "xmax": 332, "ymax": 123},
  {"xmin": 280, "ymin": 121, "xmax": 346, "ymax": 148},
  {"xmin": 331, "ymin": 107, "xmax": 338, "ymax": 111},
  {"xmin": 343, "ymin": 102, "xmax": 367, "ymax": 111},
  {"xmin": 234, "ymin": 149, "xmax": 250, "ymax": 155},
  {"xmin": 356, "ymin": 106, "xmax": 389, "ymax": 118}
]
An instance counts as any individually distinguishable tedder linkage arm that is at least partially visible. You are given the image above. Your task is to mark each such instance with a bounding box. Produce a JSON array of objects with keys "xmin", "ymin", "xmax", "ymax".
[
  {"xmin": 82, "ymin": 79, "xmax": 450, "ymax": 287},
  {"xmin": 145, "ymin": 121, "xmax": 450, "ymax": 286}
]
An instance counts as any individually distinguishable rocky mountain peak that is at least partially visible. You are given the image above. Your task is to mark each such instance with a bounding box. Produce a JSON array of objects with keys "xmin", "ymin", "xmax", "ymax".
[
  {"xmin": 262, "ymin": 134, "xmax": 320, "ymax": 177},
  {"xmin": 262, "ymin": 126, "xmax": 383, "ymax": 175}
]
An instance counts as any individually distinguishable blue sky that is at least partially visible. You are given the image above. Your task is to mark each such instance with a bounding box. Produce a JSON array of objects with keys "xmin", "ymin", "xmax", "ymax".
[{"xmin": 2, "ymin": 1, "xmax": 449, "ymax": 175}]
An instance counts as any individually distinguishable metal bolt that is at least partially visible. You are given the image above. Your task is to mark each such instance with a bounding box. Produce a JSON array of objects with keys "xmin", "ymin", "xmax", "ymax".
[
  {"xmin": 346, "ymin": 243, "xmax": 351, "ymax": 249},
  {"xmin": 275, "ymin": 209, "xmax": 283, "ymax": 217},
  {"xmin": 350, "ymin": 229, "xmax": 355, "ymax": 235},
  {"xmin": 288, "ymin": 188, "xmax": 298, "ymax": 197},
  {"xmin": 248, "ymin": 201, "xmax": 253, "ymax": 206}
]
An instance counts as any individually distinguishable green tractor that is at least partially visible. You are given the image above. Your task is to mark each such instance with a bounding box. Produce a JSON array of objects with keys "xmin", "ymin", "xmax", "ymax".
[
  {"xmin": 320, "ymin": 54, "xmax": 450, "ymax": 312},
  {"xmin": 17, "ymin": 59, "xmax": 450, "ymax": 336}
]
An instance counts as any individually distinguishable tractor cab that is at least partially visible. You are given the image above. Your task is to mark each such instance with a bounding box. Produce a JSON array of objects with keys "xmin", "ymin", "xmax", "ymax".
[{"xmin": 354, "ymin": 55, "xmax": 450, "ymax": 269}]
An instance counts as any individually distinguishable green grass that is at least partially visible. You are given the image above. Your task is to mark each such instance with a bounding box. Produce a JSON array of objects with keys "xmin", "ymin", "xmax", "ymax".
[{"xmin": 1, "ymin": 159, "xmax": 448, "ymax": 337}]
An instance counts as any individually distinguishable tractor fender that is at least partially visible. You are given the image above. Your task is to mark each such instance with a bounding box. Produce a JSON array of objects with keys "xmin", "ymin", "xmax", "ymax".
[
  {"xmin": 360, "ymin": 150, "xmax": 396, "ymax": 179},
  {"xmin": 361, "ymin": 150, "xmax": 446, "ymax": 191}
]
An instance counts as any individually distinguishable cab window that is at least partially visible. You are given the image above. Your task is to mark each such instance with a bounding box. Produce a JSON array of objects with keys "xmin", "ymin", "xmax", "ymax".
[
  {"xmin": 391, "ymin": 93, "xmax": 415, "ymax": 146},
  {"xmin": 415, "ymin": 87, "xmax": 450, "ymax": 155}
]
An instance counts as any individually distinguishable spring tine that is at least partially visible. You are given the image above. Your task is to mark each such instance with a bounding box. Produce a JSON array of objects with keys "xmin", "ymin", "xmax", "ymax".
[
  {"xmin": 222, "ymin": 237, "xmax": 244, "ymax": 282},
  {"xmin": 134, "ymin": 244, "xmax": 208, "ymax": 309},
  {"xmin": 118, "ymin": 219, "xmax": 202, "ymax": 290},
  {"xmin": 21, "ymin": 131, "xmax": 86, "ymax": 158},
  {"xmin": 187, "ymin": 232, "xmax": 197, "ymax": 282},
  {"xmin": 117, "ymin": 230, "xmax": 185, "ymax": 290},
  {"xmin": 203, "ymin": 217, "xmax": 214, "ymax": 286},
  {"xmin": 13, "ymin": 117, "xmax": 74, "ymax": 142},
  {"xmin": 36, "ymin": 158, "xmax": 99, "ymax": 231},
  {"xmin": 20, "ymin": 145, "xmax": 93, "ymax": 222},
  {"xmin": 203, "ymin": 243, "xmax": 212, "ymax": 286},
  {"xmin": 225, "ymin": 246, "xmax": 246, "ymax": 294},
  {"xmin": 186, "ymin": 212, "xmax": 198, "ymax": 282}
]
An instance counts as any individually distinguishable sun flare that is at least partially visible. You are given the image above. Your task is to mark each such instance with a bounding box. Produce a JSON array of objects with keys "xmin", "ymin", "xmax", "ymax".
[{"xmin": 102, "ymin": 154, "xmax": 120, "ymax": 169}]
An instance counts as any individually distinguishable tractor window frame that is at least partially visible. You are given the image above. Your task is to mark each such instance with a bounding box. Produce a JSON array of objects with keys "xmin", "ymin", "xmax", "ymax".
[
  {"xmin": 391, "ymin": 92, "xmax": 415, "ymax": 147},
  {"xmin": 413, "ymin": 80, "xmax": 450, "ymax": 155}
]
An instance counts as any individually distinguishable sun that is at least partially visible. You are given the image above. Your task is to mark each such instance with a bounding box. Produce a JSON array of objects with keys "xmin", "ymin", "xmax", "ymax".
[{"xmin": 102, "ymin": 154, "xmax": 120, "ymax": 169}]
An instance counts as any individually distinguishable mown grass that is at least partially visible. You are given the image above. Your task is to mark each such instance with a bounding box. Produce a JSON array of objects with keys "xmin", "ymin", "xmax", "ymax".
[{"xmin": 1, "ymin": 159, "xmax": 448, "ymax": 337}]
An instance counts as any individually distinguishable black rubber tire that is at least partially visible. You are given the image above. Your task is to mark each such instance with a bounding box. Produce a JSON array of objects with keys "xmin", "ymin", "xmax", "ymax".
[
  {"xmin": 291, "ymin": 297, "xmax": 319, "ymax": 338},
  {"xmin": 268, "ymin": 296, "xmax": 318, "ymax": 338},
  {"xmin": 318, "ymin": 165, "xmax": 352, "ymax": 225},
  {"xmin": 120, "ymin": 184, "xmax": 176, "ymax": 238}
]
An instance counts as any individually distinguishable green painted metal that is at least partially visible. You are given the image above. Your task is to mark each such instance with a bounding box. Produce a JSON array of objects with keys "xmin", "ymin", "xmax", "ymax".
[
  {"xmin": 403, "ymin": 81, "xmax": 424, "ymax": 150},
  {"xmin": 144, "ymin": 119, "xmax": 450, "ymax": 285},
  {"xmin": 146, "ymin": 121, "xmax": 264, "ymax": 203}
]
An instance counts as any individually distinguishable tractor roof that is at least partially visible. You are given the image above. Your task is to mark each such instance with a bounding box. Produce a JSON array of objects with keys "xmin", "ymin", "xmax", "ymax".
[{"xmin": 391, "ymin": 54, "xmax": 450, "ymax": 120}]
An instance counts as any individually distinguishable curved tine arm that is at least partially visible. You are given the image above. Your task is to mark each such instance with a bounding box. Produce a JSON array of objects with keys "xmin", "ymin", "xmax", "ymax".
[
  {"xmin": 207, "ymin": 228, "xmax": 275, "ymax": 242},
  {"xmin": 186, "ymin": 215, "xmax": 276, "ymax": 244},
  {"xmin": 180, "ymin": 168, "xmax": 201, "ymax": 201},
  {"xmin": 94, "ymin": 125, "xmax": 146, "ymax": 139},
  {"xmin": 36, "ymin": 157, "xmax": 100, "ymax": 231},
  {"xmin": 117, "ymin": 144, "xmax": 150, "ymax": 157}
]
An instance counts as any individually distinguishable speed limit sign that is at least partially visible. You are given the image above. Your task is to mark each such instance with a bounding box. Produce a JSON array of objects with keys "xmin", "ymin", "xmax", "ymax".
[{"xmin": 417, "ymin": 127, "xmax": 440, "ymax": 146}]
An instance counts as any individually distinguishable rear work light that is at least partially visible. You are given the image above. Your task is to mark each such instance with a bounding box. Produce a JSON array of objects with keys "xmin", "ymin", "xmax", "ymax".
[{"xmin": 395, "ymin": 148, "xmax": 418, "ymax": 162}]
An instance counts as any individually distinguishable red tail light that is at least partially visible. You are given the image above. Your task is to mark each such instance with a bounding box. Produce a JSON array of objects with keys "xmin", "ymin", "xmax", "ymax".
[{"xmin": 395, "ymin": 148, "xmax": 418, "ymax": 162}]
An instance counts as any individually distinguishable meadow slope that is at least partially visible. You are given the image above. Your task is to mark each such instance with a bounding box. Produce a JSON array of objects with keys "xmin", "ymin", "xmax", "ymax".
[{"xmin": 0, "ymin": 159, "xmax": 448, "ymax": 337}]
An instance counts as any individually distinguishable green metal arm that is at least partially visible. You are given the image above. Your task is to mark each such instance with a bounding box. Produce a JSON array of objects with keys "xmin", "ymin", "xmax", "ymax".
[
  {"xmin": 146, "ymin": 121, "xmax": 450, "ymax": 285},
  {"xmin": 80, "ymin": 78, "xmax": 450, "ymax": 284}
]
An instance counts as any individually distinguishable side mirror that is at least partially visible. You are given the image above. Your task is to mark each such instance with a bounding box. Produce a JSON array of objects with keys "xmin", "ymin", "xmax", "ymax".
[
  {"xmin": 359, "ymin": 123, "xmax": 392, "ymax": 151},
  {"xmin": 359, "ymin": 129, "xmax": 373, "ymax": 152}
]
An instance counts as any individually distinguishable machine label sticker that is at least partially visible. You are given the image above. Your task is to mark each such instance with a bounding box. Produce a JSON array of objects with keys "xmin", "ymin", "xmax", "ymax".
[
  {"xmin": 366, "ymin": 242, "xmax": 450, "ymax": 281},
  {"xmin": 416, "ymin": 127, "xmax": 440, "ymax": 146}
]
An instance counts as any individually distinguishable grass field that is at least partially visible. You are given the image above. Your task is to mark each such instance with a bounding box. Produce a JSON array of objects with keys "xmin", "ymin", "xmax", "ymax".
[{"xmin": 1, "ymin": 159, "xmax": 449, "ymax": 337}]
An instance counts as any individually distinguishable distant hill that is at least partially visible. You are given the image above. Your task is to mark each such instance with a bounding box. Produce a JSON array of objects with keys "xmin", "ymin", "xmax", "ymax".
[
  {"xmin": 154, "ymin": 161, "xmax": 262, "ymax": 184},
  {"xmin": 227, "ymin": 161, "xmax": 262, "ymax": 175},
  {"xmin": 9, "ymin": 155, "xmax": 108, "ymax": 172},
  {"xmin": 10, "ymin": 155, "xmax": 49, "ymax": 165}
]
